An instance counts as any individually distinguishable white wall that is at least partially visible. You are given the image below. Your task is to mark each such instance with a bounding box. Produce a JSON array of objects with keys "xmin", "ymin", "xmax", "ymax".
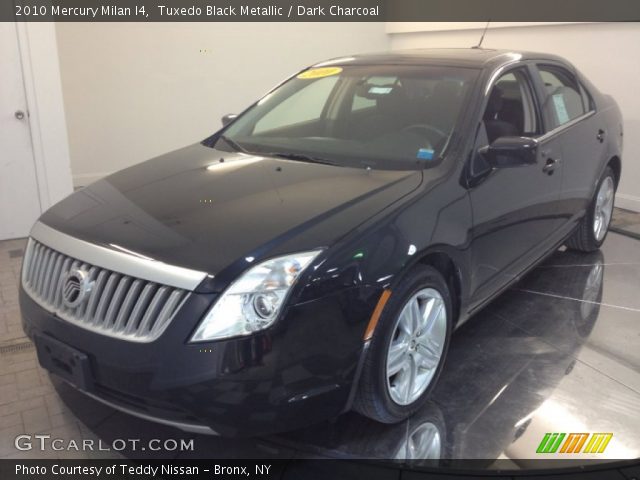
[
  {"xmin": 55, "ymin": 22, "xmax": 389, "ymax": 186},
  {"xmin": 390, "ymin": 22, "xmax": 640, "ymax": 212}
]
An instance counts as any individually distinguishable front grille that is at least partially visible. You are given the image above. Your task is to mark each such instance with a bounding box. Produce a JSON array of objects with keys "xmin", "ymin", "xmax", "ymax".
[{"xmin": 22, "ymin": 239, "xmax": 189, "ymax": 342}]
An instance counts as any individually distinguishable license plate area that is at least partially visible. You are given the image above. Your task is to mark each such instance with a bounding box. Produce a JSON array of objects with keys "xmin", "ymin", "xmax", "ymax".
[{"xmin": 35, "ymin": 334, "xmax": 94, "ymax": 391}]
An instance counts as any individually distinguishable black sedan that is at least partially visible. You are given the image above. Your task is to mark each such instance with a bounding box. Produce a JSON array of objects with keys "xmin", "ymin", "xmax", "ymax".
[{"xmin": 19, "ymin": 49, "xmax": 623, "ymax": 436}]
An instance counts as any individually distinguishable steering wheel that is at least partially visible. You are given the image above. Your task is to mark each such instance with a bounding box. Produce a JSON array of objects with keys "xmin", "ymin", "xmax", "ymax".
[{"xmin": 401, "ymin": 124, "xmax": 448, "ymax": 145}]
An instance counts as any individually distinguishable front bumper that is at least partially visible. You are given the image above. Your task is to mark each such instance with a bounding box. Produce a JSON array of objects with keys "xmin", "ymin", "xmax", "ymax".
[{"xmin": 20, "ymin": 285, "xmax": 379, "ymax": 437}]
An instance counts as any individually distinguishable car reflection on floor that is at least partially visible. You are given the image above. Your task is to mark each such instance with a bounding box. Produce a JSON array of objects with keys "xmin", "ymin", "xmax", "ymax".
[
  {"xmin": 53, "ymin": 242, "xmax": 639, "ymax": 465},
  {"xmin": 274, "ymin": 249, "xmax": 606, "ymax": 464}
]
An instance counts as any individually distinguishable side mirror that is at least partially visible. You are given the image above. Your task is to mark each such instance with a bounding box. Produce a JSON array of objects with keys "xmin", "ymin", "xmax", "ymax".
[
  {"xmin": 479, "ymin": 136, "xmax": 538, "ymax": 168},
  {"xmin": 221, "ymin": 113, "xmax": 237, "ymax": 127}
]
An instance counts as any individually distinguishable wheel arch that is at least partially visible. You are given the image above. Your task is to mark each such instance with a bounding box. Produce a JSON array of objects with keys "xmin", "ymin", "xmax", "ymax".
[
  {"xmin": 418, "ymin": 251, "xmax": 463, "ymax": 325},
  {"xmin": 391, "ymin": 246, "xmax": 466, "ymax": 327},
  {"xmin": 608, "ymin": 155, "xmax": 621, "ymax": 188}
]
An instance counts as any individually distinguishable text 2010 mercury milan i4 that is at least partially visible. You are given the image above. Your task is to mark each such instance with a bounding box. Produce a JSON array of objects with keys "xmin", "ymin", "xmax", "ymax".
[{"xmin": 20, "ymin": 49, "xmax": 623, "ymax": 437}]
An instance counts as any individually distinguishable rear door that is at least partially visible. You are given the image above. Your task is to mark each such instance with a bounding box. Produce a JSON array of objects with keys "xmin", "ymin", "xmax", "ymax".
[
  {"xmin": 531, "ymin": 63, "xmax": 604, "ymax": 232},
  {"xmin": 468, "ymin": 64, "xmax": 563, "ymax": 307}
]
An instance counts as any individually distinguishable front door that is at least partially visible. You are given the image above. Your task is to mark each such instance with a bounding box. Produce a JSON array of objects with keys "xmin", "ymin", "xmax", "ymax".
[
  {"xmin": 0, "ymin": 22, "xmax": 42, "ymax": 240},
  {"xmin": 468, "ymin": 66, "xmax": 563, "ymax": 306}
]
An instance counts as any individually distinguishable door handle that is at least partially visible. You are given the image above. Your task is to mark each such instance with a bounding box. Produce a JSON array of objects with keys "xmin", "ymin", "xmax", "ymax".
[
  {"xmin": 14, "ymin": 110, "xmax": 26, "ymax": 120},
  {"xmin": 597, "ymin": 129, "xmax": 606, "ymax": 143},
  {"xmin": 542, "ymin": 157, "xmax": 560, "ymax": 175}
]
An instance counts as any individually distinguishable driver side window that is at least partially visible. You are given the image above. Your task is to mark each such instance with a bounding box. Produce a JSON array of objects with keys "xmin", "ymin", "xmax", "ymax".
[
  {"xmin": 471, "ymin": 68, "xmax": 540, "ymax": 176},
  {"xmin": 483, "ymin": 69, "xmax": 540, "ymax": 144}
]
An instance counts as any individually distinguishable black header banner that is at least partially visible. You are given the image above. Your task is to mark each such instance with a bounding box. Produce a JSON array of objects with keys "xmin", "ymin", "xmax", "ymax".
[{"xmin": 1, "ymin": 0, "xmax": 640, "ymax": 22}]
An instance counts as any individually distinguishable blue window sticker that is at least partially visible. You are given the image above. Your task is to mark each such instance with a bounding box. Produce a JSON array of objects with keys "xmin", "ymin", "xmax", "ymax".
[
  {"xmin": 552, "ymin": 94, "xmax": 570, "ymax": 125},
  {"xmin": 417, "ymin": 148, "xmax": 434, "ymax": 160}
]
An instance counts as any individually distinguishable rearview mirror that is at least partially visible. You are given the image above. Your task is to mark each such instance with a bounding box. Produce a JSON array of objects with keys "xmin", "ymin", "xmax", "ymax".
[
  {"xmin": 479, "ymin": 136, "xmax": 538, "ymax": 168},
  {"xmin": 221, "ymin": 113, "xmax": 237, "ymax": 127}
]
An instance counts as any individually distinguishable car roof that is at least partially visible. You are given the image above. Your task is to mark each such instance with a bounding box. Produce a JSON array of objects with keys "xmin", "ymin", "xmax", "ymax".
[{"xmin": 313, "ymin": 48, "xmax": 570, "ymax": 70}]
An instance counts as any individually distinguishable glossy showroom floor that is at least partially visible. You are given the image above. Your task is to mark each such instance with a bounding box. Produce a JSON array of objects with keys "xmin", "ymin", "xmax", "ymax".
[{"xmin": 0, "ymin": 211, "xmax": 639, "ymax": 467}]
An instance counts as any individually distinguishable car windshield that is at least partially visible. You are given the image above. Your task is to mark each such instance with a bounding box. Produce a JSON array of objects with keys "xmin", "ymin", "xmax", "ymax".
[{"xmin": 208, "ymin": 64, "xmax": 479, "ymax": 169}]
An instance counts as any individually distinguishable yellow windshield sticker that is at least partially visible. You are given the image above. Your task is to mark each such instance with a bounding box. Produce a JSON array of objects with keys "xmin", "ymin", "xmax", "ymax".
[{"xmin": 297, "ymin": 67, "xmax": 343, "ymax": 79}]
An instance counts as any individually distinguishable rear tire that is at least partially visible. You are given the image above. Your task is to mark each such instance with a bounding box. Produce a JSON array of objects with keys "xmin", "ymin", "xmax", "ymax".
[
  {"xmin": 354, "ymin": 265, "xmax": 452, "ymax": 423},
  {"xmin": 566, "ymin": 166, "xmax": 616, "ymax": 252}
]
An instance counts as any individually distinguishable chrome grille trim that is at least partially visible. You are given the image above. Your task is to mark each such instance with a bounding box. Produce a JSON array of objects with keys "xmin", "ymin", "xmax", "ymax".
[
  {"xmin": 29, "ymin": 222, "xmax": 209, "ymax": 291},
  {"xmin": 69, "ymin": 382, "xmax": 217, "ymax": 435},
  {"xmin": 22, "ymin": 238, "xmax": 190, "ymax": 342}
]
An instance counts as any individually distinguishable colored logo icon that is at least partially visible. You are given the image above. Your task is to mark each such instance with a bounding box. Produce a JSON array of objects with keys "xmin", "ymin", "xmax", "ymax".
[{"xmin": 536, "ymin": 433, "xmax": 613, "ymax": 454}]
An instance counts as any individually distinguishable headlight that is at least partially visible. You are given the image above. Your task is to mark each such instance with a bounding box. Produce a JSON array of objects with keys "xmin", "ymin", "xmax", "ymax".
[{"xmin": 190, "ymin": 250, "xmax": 321, "ymax": 342}]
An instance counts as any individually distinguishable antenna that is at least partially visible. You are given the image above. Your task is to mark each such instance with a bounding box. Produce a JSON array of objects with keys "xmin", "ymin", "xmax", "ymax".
[{"xmin": 473, "ymin": 21, "xmax": 491, "ymax": 49}]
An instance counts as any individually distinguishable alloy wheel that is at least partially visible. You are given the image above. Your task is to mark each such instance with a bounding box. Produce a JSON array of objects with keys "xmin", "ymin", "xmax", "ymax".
[
  {"xmin": 386, "ymin": 288, "xmax": 447, "ymax": 406},
  {"xmin": 593, "ymin": 176, "xmax": 614, "ymax": 242},
  {"xmin": 395, "ymin": 421, "xmax": 442, "ymax": 460}
]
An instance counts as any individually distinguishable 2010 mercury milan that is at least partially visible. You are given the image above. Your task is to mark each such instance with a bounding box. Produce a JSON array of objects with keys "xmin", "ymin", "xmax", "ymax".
[{"xmin": 20, "ymin": 49, "xmax": 623, "ymax": 437}]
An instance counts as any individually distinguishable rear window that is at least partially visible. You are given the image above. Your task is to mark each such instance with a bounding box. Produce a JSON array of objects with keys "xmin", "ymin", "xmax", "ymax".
[{"xmin": 538, "ymin": 65, "xmax": 586, "ymax": 127}]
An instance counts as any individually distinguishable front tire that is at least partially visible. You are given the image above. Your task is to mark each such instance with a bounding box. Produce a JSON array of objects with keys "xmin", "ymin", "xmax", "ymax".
[
  {"xmin": 354, "ymin": 265, "xmax": 452, "ymax": 423},
  {"xmin": 566, "ymin": 166, "xmax": 616, "ymax": 252}
]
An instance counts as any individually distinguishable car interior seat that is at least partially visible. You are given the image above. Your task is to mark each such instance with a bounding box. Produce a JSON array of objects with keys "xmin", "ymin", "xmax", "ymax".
[
  {"xmin": 494, "ymin": 80, "xmax": 525, "ymax": 135},
  {"xmin": 422, "ymin": 80, "xmax": 463, "ymax": 133},
  {"xmin": 350, "ymin": 84, "xmax": 413, "ymax": 141},
  {"xmin": 484, "ymin": 86, "xmax": 519, "ymax": 143}
]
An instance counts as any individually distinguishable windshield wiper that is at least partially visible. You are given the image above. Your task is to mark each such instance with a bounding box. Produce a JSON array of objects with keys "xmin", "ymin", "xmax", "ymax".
[
  {"xmin": 267, "ymin": 152, "xmax": 337, "ymax": 166},
  {"xmin": 217, "ymin": 135, "xmax": 249, "ymax": 154}
]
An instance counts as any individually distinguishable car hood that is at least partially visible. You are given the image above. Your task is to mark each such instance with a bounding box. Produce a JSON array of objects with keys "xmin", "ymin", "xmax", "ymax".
[{"xmin": 39, "ymin": 143, "xmax": 423, "ymax": 282}]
